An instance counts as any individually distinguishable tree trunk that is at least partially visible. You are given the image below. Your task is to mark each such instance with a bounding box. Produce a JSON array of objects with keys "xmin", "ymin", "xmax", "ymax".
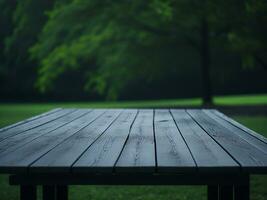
[{"xmin": 200, "ymin": 17, "xmax": 213, "ymax": 106}]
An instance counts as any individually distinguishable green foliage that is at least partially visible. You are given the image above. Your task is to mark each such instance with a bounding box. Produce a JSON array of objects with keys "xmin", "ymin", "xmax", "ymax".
[
  {"xmin": 5, "ymin": 0, "xmax": 53, "ymax": 66},
  {"xmin": 30, "ymin": 0, "xmax": 195, "ymax": 98},
  {"xmin": 0, "ymin": 0, "xmax": 266, "ymax": 100},
  {"xmin": 226, "ymin": 0, "xmax": 267, "ymax": 68},
  {"xmin": 31, "ymin": 0, "xmax": 180, "ymax": 99},
  {"xmin": 0, "ymin": 0, "xmax": 54, "ymax": 95},
  {"xmin": 0, "ymin": 0, "xmax": 16, "ymax": 77},
  {"xmin": 29, "ymin": 0, "xmax": 267, "ymax": 100}
]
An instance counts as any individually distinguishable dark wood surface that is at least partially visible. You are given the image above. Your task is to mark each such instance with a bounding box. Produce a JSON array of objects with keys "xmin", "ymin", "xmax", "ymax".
[
  {"xmin": 115, "ymin": 109, "xmax": 155, "ymax": 173},
  {"xmin": 154, "ymin": 109, "xmax": 195, "ymax": 172},
  {"xmin": 0, "ymin": 109, "xmax": 266, "ymax": 174},
  {"xmin": 187, "ymin": 110, "xmax": 267, "ymax": 172}
]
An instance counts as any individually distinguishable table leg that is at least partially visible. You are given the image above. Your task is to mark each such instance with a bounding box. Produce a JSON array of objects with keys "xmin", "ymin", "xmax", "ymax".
[
  {"xmin": 208, "ymin": 185, "xmax": 219, "ymax": 200},
  {"xmin": 43, "ymin": 185, "xmax": 56, "ymax": 200},
  {"xmin": 56, "ymin": 185, "xmax": 68, "ymax": 200},
  {"xmin": 20, "ymin": 185, "xmax": 37, "ymax": 200},
  {"xmin": 234, "ymin": 175, "xmax": 250, "ymax": 200},
  {"xmin": 218, "ymin": 185, "xmax": 233, "ymax": 200}
]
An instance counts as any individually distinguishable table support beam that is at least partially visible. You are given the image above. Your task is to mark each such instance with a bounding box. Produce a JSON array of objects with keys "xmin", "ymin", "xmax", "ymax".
[
  {"xmin": 218, "ymin": 185, "xmax": 233, "ymax": 200},
  {"xmin": 13, "ymin": 174, "xmax": 250, "ymax": 200},
  {"xmin": 20, "ymin": 185, "xmax": 37, "ymax": 200},
  {"xmin": 43, "ymin": 185, "xmax": 56, "ymax": 200},
  {"xmin": 42, "ymin": 185, "xmax": 68, "ymax": 200},
  {"xmin": 56, "ymin": 185, "xmax": 68, "ymax": 200},
  {"xmin": 10, "ymin": 174, "xmax": 248, "ymax": 186},
  {"xmin": 208, "ymin": 185, "xmax": 218, "ymax": 200},
  {"xmin": 234, "ymin": 175, "xmax": 250, "ymax": 200}
]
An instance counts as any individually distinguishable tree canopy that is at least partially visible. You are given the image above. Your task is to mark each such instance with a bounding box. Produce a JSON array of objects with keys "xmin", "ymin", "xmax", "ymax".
[{"xmin": 0, "ymin": 0, "xmax": 266, "ymax": 102}]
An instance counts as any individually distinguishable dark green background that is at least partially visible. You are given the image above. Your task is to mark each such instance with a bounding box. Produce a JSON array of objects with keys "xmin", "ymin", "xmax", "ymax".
[{"xmin": 0, "ymin": 0, "xmax": 267, "ymax": 102}]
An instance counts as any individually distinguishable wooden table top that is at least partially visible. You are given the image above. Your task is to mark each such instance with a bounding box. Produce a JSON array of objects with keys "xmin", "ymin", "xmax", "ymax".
[{"xmin": 0, "ymin": 108, "xmax": 266, "ymax": 174}]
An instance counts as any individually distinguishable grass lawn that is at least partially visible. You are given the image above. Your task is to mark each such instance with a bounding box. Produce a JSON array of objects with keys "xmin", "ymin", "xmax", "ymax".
[{"xmin": 0, "ymin": 96, "xmax": 266, "ymax": 200}]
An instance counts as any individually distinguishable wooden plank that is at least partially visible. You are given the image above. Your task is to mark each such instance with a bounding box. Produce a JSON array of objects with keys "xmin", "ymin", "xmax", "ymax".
[
  {"xmin": 0, "ymin": 109, "xmax": 91, "ymax": 155},
  {"xmin": 30, "ymin": 109, "xmax": 122, "ymax": 173},
  {"xmin": 154, "ymin": 109, "xmax": 196, "ymax": 173},
  {"xmin": 170, "ymin": 109, "xmax": 239, "ymax": 172},
  {"xmin": 210, "ymin": 109, "xmax": 267, "ymax": 144},
  {"xmin": 0, "ymin": 109, "xmax": 105, "ymax": 173},
  {"xmin": 0, "ymin": 109, "xmax": 74, "ymax": 142},
  {"xmin": 187, "ymin": 109, "xmax": 267, "ymax": 172},
  {"xmin": 73, "ymin": 109, "xmax": 138, "ymax": 173},
  {"xmin": 115, "ymin": 109, "xmax": 155, "ymax": 173},
  {"xmin": 204, "ymin": 110, "xmax": 267, "ymax": 154},
  {"xmin": 0, "ymin": 108, "xmax": 62, "ymax": 133}
]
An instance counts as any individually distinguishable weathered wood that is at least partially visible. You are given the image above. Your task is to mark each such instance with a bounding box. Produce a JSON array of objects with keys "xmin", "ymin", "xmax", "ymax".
[
  {"xmin": 204, "ymin": 110, "xmax": 267, "ymax": 154},
  {"xmin": 0, "ymin": 109, "xmax": 74, "ymax": 142},
  {"xmin": 0, "ymin": 108, "xmax": 266, "ymax": 175},
  {"xmin": 0, "ymin": 108, "xmax": 62, "ymax": 133},
  {"xmin": 171, "ymin": 109, "xmax": 239, "ymax": 172},
  {"xmin": 210, "ymin": 109, "xmax": 267, "ymax": 144},
  {"xmin": 31, "ymin": 109, "xmax": 122, "ymax": 173},
  {"xmin": 116, "ymin": 109, "xmax": 155, "ymax": 173},
  {"xmin": 187, "ymin": 109, "xmax": 267, "ymax": 172},
  {"xmin": 0, "ymin": 109, "xmax": 104, "ymax": 173},
  {"xmin": 154, "ymin": 109, "xmax": 195, "ymax": 173},
  {"xmin": 0, "ymin": 110, "xmax": 91, "ymax": 155},
  {"xmin": 73, "ymin": 109, "xmax": 138, "ymax": 173},
  {"xmin": 2, "ymin": 108, "xmax": 266, "ymax": 200}
]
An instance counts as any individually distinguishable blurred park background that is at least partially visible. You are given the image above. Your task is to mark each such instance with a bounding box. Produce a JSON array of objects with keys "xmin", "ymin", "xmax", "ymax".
[
  {"xmin": 0, "ymin": 0, "xmax": 267, "ymax": 199},
  {"xmin": 0, "ymin": 0, "xmax": 267, "ymax": 103}
]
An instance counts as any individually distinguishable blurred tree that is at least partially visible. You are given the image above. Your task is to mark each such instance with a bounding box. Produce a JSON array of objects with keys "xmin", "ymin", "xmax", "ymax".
[
  {"xmin": 0, "ymin": 0, "xmax": 16, "ymax": 87},
  {"xmin": 2, "ymin": 0, "xmax": 54, "ymax": 96},
  {"xmin": 29, "ymin": 0, "xmax": 267, "ymax": 103},
  {"xmin": 226, "ymin": 0, "xmax": 267, "ymax": 70}
]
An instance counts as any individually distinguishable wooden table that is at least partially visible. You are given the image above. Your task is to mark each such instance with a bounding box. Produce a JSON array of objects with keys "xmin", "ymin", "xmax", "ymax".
[{"xmin": 0, "ymin": 108, "xmax": 266, "ymax": 200}]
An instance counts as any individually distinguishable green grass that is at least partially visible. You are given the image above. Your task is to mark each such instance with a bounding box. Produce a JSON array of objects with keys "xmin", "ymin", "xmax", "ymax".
[
  {"xmin": 0, "ymin": 94, "xmax": 266, "ymax": 128},
  {"xmin": 0, "ymin": 98, "xmax": 266, "ymax": 200},
  {"xmin": 1, "ymin": 93, "xmax": 267, "ymax": 110},
  {"xmin": 214, "ymin": 94, "xmax": 267, "ymax": 105}
]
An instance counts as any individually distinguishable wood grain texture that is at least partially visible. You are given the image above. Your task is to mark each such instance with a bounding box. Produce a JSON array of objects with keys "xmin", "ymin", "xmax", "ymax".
[
  {"xmin": 73, "ymin": 109, "xmax": 138, "ymax": 173},
  {"xmin": 115, "ymin": 109, "xmax": 155, "ymax": 173},
  {"xmin": 0, "ymin": 110, "xmax": 90, "ymax": 156},
  {"xmin": 0, "ymin": 108, "xmax": 62, "ymax": 133},
  {"xmin": 210, "ymin": 109, "xmax": 267, "ymax": 144},
  {"xmin": 171, "ymin": 109, "xmax": 239, "ymax": 172},
  {"xmin": 31, "ymin": 109, "xmax": 122, "ymax": 173},
  {"xmin": 0, "ymin": 109, "xmax": 73, "ymax": 142},
  {"xmin": 154, "ymin": 109, "xmax": 195, "ymax": 173},
  {"xmin": 204, "ymin": 110, "xmax": 267, "ymax": 154},
  {"xmin": 0, "ymin": 108, "xmax": 267, "ymax": 175},
  {"xmin": 0, "ymin": 109, "xmax": 105, "ymax": 173},
  {"xmin": 187, "ymin": 109, "xmax": 267, "ymax": 172}
]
